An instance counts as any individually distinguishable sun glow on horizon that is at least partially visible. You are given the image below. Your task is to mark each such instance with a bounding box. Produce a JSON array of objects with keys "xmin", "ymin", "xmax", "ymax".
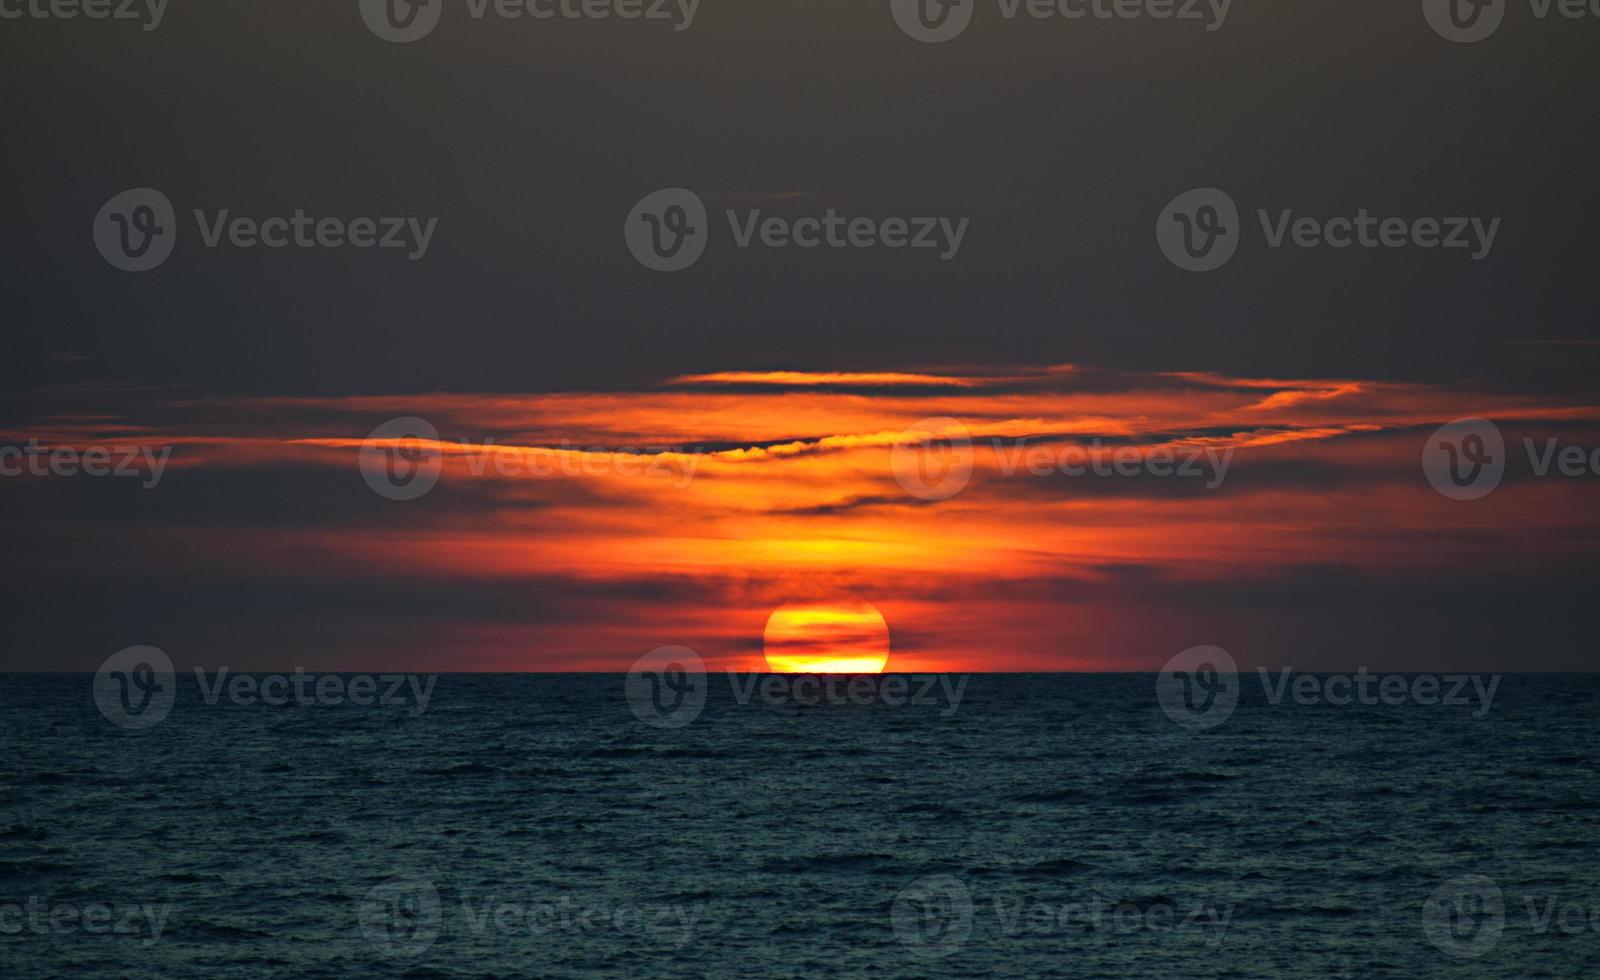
[
  {"xmin": 762, "ymin": 599, "xmax": 890, "ymax": 673},
  {"xmin": 35, "ymin": 363, "xmax": 1600, "ymax": 671}
]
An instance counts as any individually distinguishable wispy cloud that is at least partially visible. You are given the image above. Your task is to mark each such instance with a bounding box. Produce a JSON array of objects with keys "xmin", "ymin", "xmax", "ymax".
[{"xmin": 5, "ymin": 363, "xmax": 1599, "ymax": 671}]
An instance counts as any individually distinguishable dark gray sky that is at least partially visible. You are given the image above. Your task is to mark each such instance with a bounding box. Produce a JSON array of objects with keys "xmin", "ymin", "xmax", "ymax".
[{"xmin": 4, "ymin": 0, "xmax": 1597, "ymax": 400}]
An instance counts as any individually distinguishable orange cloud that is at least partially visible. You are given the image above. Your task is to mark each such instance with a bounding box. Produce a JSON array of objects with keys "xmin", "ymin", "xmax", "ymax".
[{"xmin": 11, "ymin": 364, "xmax": 1600, "ymax": 670}]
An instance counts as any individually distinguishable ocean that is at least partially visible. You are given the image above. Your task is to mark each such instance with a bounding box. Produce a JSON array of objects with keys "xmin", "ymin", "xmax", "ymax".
[{"xmin": 2, "ymin": 672, "xmax": 1597, "ymax": 977}]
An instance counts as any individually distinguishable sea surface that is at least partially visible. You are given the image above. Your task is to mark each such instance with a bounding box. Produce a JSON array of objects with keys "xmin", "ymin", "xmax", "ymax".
[{"xmin": 1, "ymin": 672, "xmax": 1597, "ymax": 978}]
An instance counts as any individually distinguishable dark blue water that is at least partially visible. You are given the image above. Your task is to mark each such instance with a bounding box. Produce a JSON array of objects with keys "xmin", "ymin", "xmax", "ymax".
[{"xmin": 2, "ymin": 673, "xmax": 1597, "ymax": 977}]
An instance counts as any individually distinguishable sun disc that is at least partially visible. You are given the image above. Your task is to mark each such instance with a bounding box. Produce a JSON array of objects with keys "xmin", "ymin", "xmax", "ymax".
[{"xmin": 763, "ymin": 599, "xmax": 890, "ymax": 673}]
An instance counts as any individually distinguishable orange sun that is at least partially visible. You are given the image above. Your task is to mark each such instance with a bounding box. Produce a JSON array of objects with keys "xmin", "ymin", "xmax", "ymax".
[{"xmin": 762, "ymin": 598, "xmax": 890, "ymax": 673}]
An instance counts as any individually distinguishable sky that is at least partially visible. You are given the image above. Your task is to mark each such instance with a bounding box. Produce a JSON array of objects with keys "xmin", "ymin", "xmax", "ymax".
[{"xmin": 2, "ymin": 0, "xmax": 1597, "ymax": 670}]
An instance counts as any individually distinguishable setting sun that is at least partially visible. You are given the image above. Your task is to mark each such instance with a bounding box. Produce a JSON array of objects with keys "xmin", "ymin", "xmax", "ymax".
[{"xmin": 762, "ymin": 599, "xmax": 890, "ymax": 673}]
